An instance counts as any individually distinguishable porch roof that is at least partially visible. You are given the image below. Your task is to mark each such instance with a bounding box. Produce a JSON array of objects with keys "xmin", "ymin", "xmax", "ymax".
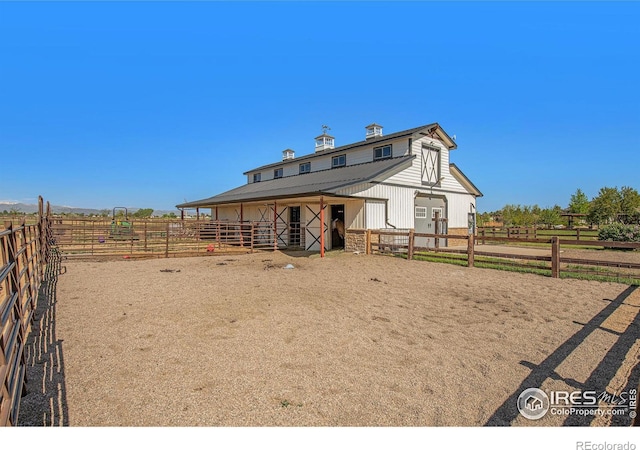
[{"xmin": 177, "ymin": 155, "xmax": 415, "ymax": 208}]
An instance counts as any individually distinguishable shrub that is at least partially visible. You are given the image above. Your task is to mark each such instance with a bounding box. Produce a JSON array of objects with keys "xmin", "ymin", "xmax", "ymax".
[{"xmin": 598, "ymin": 223, "xmax": 640, "ymax": 242}]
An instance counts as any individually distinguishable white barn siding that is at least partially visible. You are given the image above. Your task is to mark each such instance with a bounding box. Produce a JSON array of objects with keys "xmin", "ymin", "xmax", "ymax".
[
  {"xmin": 365, "ymin": 200, "xmax": 386, "ymax": 229},
  {"xmin": 344, "ymin": 199, "xmax": 365, "ymax": 229},
  {"xmin": 446, "ymin": 192, "xmax": 476, "ymax": 228}
]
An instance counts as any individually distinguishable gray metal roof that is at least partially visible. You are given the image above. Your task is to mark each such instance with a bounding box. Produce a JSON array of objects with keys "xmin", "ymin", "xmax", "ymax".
[
  {"xmin": 243, "ymin": 122, "xmax": 454, "ymax": 175},
  {"xmin": 177, "ymin": 155, "xmax": 415, "ymax": 208}
]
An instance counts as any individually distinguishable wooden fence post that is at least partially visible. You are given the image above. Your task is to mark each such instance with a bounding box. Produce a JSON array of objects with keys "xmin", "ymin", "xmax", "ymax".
[
  {"xmin": 481, "ymin": 228, "xmax": 486, "ymax": 245},
  {"xmin": 551, "ymin": 236, "xmax": 560, "ymax": 278},
  {"xmin": 576, "ymin": 228, "xmax": 581, "ymax": 241},
  {"xmin": 467, "ymin": 235, "xmax": 474, "ymax": 268},
  {"xmin": 251, "ymin": 223, "xmax": 255, "ymax": 253},
  {"xmin": 407, "ymin": 229, "xmax": 414, "ymax": 261},
  {"xmin": 434, "ymin": 211, "xmax": 440, "ymax": 250},
  {"xmin": 366, "ymin": 229, "xmax": 372, "ymax": 255},
  {"xmin": 165, "ymin": 221, "xmax": 170, "ymax": 258}
]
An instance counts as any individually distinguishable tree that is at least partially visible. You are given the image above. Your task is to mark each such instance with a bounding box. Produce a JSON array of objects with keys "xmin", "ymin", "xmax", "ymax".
[
  {"xmin": 587, "ymin": 187, "xmax": 621, "ymax": 225},
  {"xmin": 539, "ymin": 206, "xmax": 561, "ymax": 229},
  {"xmin": 162, "ymin": 212, "xmax": 177, "ymax": 219},
  {"xmin": 568, "ymin": 188, "xmax": 590, "ymax": 214},
  {"xmin": 132, "ymin": 208, "xmax": 154, "ymax": 218},
  {"xmin": 619, "ymin": 186, "xmax": 640, "ymax": 223}
]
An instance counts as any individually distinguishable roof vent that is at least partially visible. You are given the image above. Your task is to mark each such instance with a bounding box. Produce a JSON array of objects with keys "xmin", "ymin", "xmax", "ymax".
[
  {"xmin": 315, "ymin": 125, "xmax": 335, "ymax": 152},
  {"xmin": 282, "ymin": 149, "xmax": 295, "ymax": 161},
  {"xmin": 365, "ymin": 123, "xmax": 383, "ymax": 139}
]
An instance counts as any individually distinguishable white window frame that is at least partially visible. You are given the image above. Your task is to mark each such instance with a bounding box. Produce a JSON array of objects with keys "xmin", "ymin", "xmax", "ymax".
[
  {"xmin": 274, "ymin": 168, "xmax": 283, "ymax": 179},
  {"xmin": 432, "ymin": 207, "xmax": 444, "ymax": 219},
  {"xmin": 373, "ymin": 145, "xmax": 392, "ymax": 160},
  {"xmin": 253, "ymin": 173, "xmax": 261, "ymax": 183},
  {"xmin": 299, "ymin": 162, "xmax": 311, "ymax": 174},
  {"xmin": 415, "ymin": 206, "xmax": 427, "ymax": 219},
  {"xmin": 421, "ymin": 145, "xmax": 441, "ymax": 185},
  {"xmin": 332, "ymin": 154, "xmax": 346, "ymax": 168}
]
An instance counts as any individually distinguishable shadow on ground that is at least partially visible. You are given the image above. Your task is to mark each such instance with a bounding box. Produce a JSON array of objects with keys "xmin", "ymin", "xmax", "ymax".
[
  {"xmin": 486, "ymin": 285, "xmax": 640, "ymax": 426},
  {"xmin": 18, "ymin": 250, "xmax": 69, "ymax": 426}
]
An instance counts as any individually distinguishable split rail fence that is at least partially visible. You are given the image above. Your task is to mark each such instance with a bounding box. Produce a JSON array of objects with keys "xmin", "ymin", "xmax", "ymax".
[
  {"xmin": 0, "ymin": 197, "xmax": 52, "ymax": 426},
  {"xmin": 354, "ymin": 229, "xmax": 640, "ymax": 285}
]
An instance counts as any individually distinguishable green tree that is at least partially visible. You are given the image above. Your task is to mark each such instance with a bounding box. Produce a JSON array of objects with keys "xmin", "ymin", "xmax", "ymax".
[
  {"xmin": 162, "ymin": 212, "xmax": 177, "ymax": 219},
  {"xmin": 619, "ymin": 186, "xmax": 640, "ymax": 223},
  {"xmin": 568, "ymin": 188, "xmax": 590, "ymax": 214},
  {"xmin": 539, "ymin": 206, "xmax": 561, "ymax": 229},
  {"xmin": 587, "ymin": 187, "xmax": 621, "ymax": 225},
  {"xmin": 132, "ymin": 208, "xmax": 154, "ymax": 218}
]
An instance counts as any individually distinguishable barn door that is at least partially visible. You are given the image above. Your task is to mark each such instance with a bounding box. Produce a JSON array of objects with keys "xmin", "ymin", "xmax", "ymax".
[
  {"xmin": 304, "ymin": 204, "xmax": 327, "ymax": 252},
  {"xmin": 414, "ymin": 196, "xmax": 446, "ymax": 249}
]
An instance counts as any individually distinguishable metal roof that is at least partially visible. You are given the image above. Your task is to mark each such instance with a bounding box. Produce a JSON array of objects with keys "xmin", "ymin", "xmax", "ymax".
[
  {"xmin": 243, "ymin": 122, "xmax": 455, "ymax": 175},
  {"xmin": 177, "ymin": 155, "xmax": 415, "ymax": 208}
]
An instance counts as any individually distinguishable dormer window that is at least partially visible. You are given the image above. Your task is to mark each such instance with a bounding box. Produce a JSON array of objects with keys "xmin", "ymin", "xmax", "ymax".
[
  {"xmin": 374, "ymin": 144, "xmax": 392, "ymax": 160},
  {"xmin": 332, "ymin": 154, "xmax": 346, "ymax": 168},
  {"xmin": 274, "ymin": 168, "xmax": 283, "ymax": 179},
  {"xmin": 253, "ymin": 173, "xmax": 261, "ymax": 183},
  {"xmin": 299, "ymin": 162, "xmax": 311, "ymax": 174}
]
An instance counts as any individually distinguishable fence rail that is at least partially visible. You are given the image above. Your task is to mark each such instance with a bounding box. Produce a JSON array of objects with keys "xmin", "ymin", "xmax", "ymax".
[
  {"xmin": 1, "ymin": 197, "xmax": 51, "ymax": 426},
  {"xmin": 48, "ymin": 218, "xmax": 307, "ymax": 258},
  {"xmin": 363, "ymin": 229, "xmax": 640, "ymax": 284}
]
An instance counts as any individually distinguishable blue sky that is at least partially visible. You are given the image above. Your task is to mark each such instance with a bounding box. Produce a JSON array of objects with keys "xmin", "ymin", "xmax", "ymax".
[{"xmin": 1, "ymin": 1, "xmax": 638, "ymax": 213}]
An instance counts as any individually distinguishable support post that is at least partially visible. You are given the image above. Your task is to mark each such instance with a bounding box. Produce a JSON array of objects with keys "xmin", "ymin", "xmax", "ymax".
[
  {"xmin": 196, "ymin": 208, "xmax": 200, "ymax": 221},
  {"xmin": 481, "ymin": 228, "xmax": 486, "ymax": 246},
  {"xmin": 434, "ymin": 210, "xmax": 440, "ymax": 250},
  {"xmin": 320, "ymin": 197, "xmax": 325, "ymax": 258},
  {"xmin": 366, "ymin": 229, "xmax": 372, "ymax": 255},
  {"xmin": 551, "ymin": 236, "xmax": 560, "ymax": 278},
  {"xmin": 240, "ymin": 203, "xmax": 244, "ymax": 246},
  {"xmin": 407, "ymin": 229, "xmax": 414, "ymax": 261},
  {"xmin": 181, "ymin": 209, "xmax": 184, "ymax": 221},
  {"xmin": 165, "ymin": 221, "xmax": 170, "ymax": 258},
  {"xmin": 467, "ymin": 235, "xmax": 474, "ymax": 267},
  {"xmin": 273, "ymin": 201, "xmax": 278, "ymax": 251},
  {"xmin": 215, "ymin": 207, "xmax": 218, "ymax": 221}
]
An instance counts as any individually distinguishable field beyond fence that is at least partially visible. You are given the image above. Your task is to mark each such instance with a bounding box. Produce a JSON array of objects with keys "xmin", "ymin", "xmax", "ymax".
[{"xmin": 349, "ymin": 228, "xmax": 640, "ymax": 285}]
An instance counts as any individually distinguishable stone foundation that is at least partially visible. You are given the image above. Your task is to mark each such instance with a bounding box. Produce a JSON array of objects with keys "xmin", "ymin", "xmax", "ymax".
[{"xmin": 345, "ymin": 229, "xmax": 367, "ymax": 253}]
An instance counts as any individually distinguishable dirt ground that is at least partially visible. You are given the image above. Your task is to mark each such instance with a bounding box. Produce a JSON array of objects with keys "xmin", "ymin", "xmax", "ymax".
[{"xmin": 18, "ymin": 250, "xmax": 640, "ymax": 426}]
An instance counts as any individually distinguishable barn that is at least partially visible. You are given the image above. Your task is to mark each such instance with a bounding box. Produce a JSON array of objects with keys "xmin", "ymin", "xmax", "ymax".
[{"xmin": 176, "ymin": 122, "xmax": 482, "ymax": 253}]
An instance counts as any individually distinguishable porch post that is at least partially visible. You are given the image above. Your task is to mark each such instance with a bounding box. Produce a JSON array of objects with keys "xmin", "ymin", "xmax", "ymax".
[
  {"xmin": 196, "ymin": 207, "xmax": 200, "ymax": 221},
  {"xmin": 215, "ymin": 206, "xmax": 218, "ymax": 221},
  {"xmin": 273, "ymin": 200, "xmax": 278, "ymax": 251},
  {"xmin": 320, "ymin": 196, "xmax": 325, "ymax": 258}
]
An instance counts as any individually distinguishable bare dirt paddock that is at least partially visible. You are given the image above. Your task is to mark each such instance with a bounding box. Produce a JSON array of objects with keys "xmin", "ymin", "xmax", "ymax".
[{"xmin": 18, "ymin": 251, "xmax": 640, "ymax": 426}]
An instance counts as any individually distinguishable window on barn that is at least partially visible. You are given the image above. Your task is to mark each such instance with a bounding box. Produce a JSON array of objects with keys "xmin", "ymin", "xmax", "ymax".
[
  {"xmin": 332, "ymin": 154, "xmax": 346, "ymax": 168},
  {"xmin": 253, "ymin": 173, "xmax": 261, "ymax": 183},
  {"xmin": 373, "ymin": 145, "xmax": 392, "ymax": 160},
  {"xmin": 415, "ymin": 206, "xmax": 427, "ymax": 219},
  {"xmin": 432, "ymin": 207, "xmax": 444, "ymax": 219},
  {"xmin": 274, "ymin": 168, "xmax": 283, "ymax": 179},
  {"xmin": 421, "ymin": 145, "xmax": 441, "ymax": 185},
  {"xmin": 299, "ymin": 162, "xmax": 311, "ymax": 174}
]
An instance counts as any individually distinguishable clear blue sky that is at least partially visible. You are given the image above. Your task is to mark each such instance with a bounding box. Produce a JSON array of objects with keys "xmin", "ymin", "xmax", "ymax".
[{"xmin": 1, "ymin": 1, "xmax": 638, "ymax": 213}]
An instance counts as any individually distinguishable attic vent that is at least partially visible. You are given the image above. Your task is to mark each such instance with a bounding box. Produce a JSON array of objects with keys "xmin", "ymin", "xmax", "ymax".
[
  {"xmin": 365, "ymin": 123, "xmax": 383, "ymax": 139},
  {"xmin": 282, "ymin": 149, "xmax": 295, "ymax": 161},
  {"xmin": 315, "ymin": 126, "xmax": 335, "ymax": 152}
]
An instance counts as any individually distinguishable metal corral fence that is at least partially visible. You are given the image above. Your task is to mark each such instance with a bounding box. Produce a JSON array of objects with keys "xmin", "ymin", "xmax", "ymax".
[
  {"xmin": 49, "ymin": 218, "xmax": 305, "ymax": 258},
  {"xmin": 0, "ymin": 197, "xmax": 52, "ymax": 426},
  {"xmin": 357, "ymin": 229, "xmax": 640, "ymax": 285}
]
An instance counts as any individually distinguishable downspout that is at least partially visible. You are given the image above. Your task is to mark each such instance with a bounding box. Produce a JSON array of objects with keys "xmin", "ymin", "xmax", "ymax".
[{"xmin": 384, "ymin": 199, "xmax": 396, "ymax": 229}]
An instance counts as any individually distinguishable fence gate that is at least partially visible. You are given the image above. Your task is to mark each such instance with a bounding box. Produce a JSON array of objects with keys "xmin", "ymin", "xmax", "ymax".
[
  {"xmin": 305, "ymin": 204, "xmax": 327, "ymax": 252},
  {"xmin": 414, "ymin": 195, "xmax": 446, "ymax": 248}
]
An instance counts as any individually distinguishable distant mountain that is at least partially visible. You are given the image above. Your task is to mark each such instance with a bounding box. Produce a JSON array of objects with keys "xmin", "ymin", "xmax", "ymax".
[{"xmin": 0, "ymin": 202, "xmax": 182, "ymax": 217}]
